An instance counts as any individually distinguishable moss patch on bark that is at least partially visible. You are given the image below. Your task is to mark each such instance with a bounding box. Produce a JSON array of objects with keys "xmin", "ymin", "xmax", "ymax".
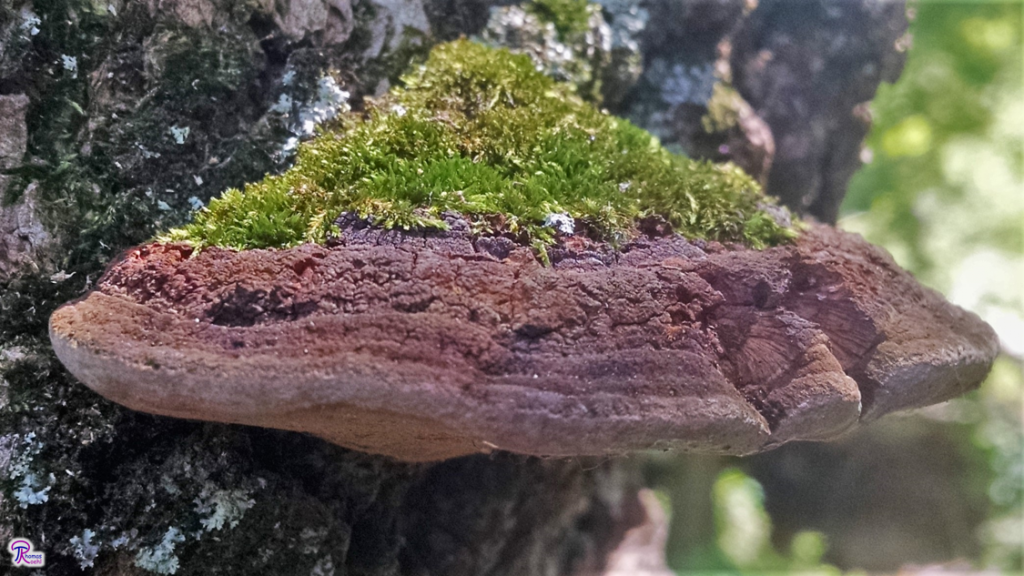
[{"xmin": 165, "ymin": 40, "xmax": 797, "ymax": 253}]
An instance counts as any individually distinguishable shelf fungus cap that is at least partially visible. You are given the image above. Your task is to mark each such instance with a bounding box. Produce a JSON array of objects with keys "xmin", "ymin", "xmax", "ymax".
[{"xmin": 49, "ymin": 224, "xmax": 998, "ymax": 462}]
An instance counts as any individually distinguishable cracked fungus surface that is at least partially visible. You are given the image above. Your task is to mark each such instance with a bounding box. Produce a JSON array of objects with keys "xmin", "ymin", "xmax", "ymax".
[{"xmin": 163, "ymin": 40, "xmax": 797, "ymax": 253}]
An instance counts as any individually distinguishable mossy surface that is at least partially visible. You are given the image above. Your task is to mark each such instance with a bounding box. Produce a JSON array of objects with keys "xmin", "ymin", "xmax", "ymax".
[
  {"xmin": 165, "ymin": 40, "xmax": 797, "ymax": 253},
  {"xmin": 528, "ymin": 0, "xmax": 593, "ymax": 38},
  {"xmin": 703, "ymin": 83, "xmax": 744, "ymax": 134}
]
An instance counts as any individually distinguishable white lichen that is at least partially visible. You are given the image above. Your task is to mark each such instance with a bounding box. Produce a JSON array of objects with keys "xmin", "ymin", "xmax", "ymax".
[
  {"xmin": 61, "ymin": 55, "xmax": 78, "ymax": 79},
  {"xmin": 169, "ymin": 125, "xmax": 190, "ymax": 145},
  {"xmin": 49, "ymin": 270, "xmax": 75, "ymax": 283},
  {"xmin": 134, "ymin": 527, "xmax": 184, "ymax": 575},
  {"xmin": 297, "ymin": 76, "xmax": 351, "ymax": 136},
  {"xmin": 480, "ymin": 6, "xmax": 579, "ymax": 84},
  {"xmin": 70, "ymin": 529, "xmax": 101, "ymax": 569},
  {"xmin": 543, "ymin": 212, "xmax": 575, "ymax": 235},
  {"xmin": 272, "ymin": 74, "xmax": 351, "ymax": 157},
  {"xmin": 269, "ymin": 93, "xmax": 294, "ymax": 114},
  {"xmin": 479, "ymin": 0, "xmax": 643, "ymax": 105},
  {"xmin": 195, "ymin": 488, "xmax": 256, "ymax": 532},
  {"xmin": 20, "ymin": 7, "xmax": 40, "ymax": 36},
  {"xmin": 9, "ymin": 432, "xmax": 53, "ymax": 509},
  {"xmin": 14, "ymin": 472, "xmax": 53, "ymax": 507}
]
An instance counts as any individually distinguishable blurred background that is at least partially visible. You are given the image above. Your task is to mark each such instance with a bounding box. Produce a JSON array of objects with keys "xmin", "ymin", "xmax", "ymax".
[{"xmin": 647, "ymin": 1, "xmax": 1023, "ymax": 573}]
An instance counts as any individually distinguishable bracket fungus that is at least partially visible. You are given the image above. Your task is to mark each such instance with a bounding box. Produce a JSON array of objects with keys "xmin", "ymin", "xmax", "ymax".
[{"xmin": 49, "ymin": 41, "xmax": 998, "ymax": 462}]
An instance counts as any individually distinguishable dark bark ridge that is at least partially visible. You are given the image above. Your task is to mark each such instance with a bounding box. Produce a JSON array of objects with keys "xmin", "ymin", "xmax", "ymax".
[
  {"xmin": 50, "ymin": 223, "xmax": 997, "ymax": 462},
  {"xmin": 730, "ymin": 0, "xmax": 910, "ymax": 222}
]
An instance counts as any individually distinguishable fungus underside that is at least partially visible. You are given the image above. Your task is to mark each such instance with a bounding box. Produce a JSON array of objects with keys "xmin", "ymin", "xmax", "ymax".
[{"xmin": 163, "ymin": 40, "xmax": 797, "ymax": 252}]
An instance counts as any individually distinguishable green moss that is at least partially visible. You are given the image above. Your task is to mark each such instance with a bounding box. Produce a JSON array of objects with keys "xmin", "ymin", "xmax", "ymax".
[
  {"xmin": 163, "ymin": 40, "xmax": 798, "ymax": 253},
  {"xmin": 528, "ymin": 0, "xmax": 594, "ymax": 38},
  {"xmin": 702, "ymin": 83, "xmax": 744, "ymax": 134}
]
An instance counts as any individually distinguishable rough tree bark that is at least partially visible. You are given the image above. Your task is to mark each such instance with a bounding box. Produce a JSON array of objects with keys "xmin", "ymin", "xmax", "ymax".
[{"xmin": 0, "ymin": 0, "xmax": 908, "ymax": 574}]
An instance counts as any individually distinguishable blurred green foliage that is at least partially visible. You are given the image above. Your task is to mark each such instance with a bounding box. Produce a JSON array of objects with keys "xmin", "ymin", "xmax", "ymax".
[
  {"xmin": 708, "ymin": 469, "xmax": 844, "ymax": 576},
  {"xmin": 844, "ymin": 2, "xmax": 1022, "ymax": 569},
  {"xmin": 843, "ymin": 1, "xmax": 1022, "ymax": 285}
]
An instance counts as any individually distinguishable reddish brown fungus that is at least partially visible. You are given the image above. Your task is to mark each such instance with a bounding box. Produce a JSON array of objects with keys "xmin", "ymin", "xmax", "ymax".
[{"xmin": 49, "ymin": 222, "xmax": 998, "ymax": 461}]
